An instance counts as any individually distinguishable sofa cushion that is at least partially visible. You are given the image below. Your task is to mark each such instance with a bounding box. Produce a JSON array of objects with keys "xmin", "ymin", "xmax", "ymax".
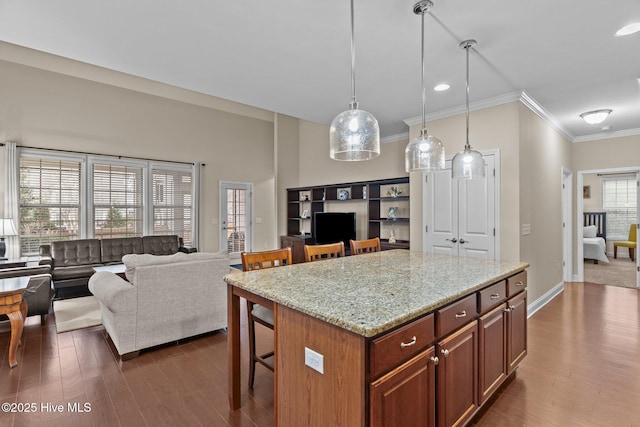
[
  {"xmin": 51, "ymin": 264, "xmax": 103, "ymax": 281},
  {"xmin": 101, "ymin": 237, "xmax": 143, "ymax": 264},
  {"xmin": 0, "ymin": 265, "xmax": 51, "ymax": 279},
  {"xmin": 51, "ymin": 239, "xmax": 101, "ymax": 267},
  {"xmin": 123, "ymin": 252, "xmax": 227, "ymax": 282},
  {"xmin": 142, "ymin": 235, "xmax": 180, "ymax": 255}
]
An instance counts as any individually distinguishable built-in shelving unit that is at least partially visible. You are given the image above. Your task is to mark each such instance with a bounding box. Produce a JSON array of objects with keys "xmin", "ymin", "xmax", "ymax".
[{"xmin": 285, "ymin": 177, "xmax": 410, "ymax": 250}]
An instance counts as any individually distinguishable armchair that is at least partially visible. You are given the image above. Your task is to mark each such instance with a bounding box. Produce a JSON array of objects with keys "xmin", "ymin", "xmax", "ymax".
[{"xmin": 0, "ymin": 265, "xmax": 54, "ymax": 325}]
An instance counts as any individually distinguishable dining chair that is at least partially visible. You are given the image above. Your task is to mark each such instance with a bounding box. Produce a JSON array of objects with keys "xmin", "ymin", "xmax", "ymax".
[
  {"xmin": 614, "ymin": 224, "xmax": 637, "ymax": 261},
  {"xmin": 240, "ymin": 247, "xmax": 292, "ymax": 388},
  {"xmin": 304, "ymin": 241, "xmax": 345, "ymax": 262},
  {"xmin": 350, "ymin": 237, "xmax": 381, "ymax": 255}
]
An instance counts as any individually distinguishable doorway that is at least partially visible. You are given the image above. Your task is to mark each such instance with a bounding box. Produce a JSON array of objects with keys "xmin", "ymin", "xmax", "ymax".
[
  {"xmin": 576, "ymin": 168, "xmax": 639, "ymax": 288},
  {"xmin": 220, "ymin": 181, "xmax": 252, "ymax": 257}
]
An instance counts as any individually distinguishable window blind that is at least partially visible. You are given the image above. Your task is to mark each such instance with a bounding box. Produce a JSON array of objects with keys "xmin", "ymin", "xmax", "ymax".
[
  {"xmin": 602, "ymin": 175, "xmax": 637, "ymax": 240},
  {"xmin": 152, "ymin": 167, "xmax": 193, "ymax": 246}
]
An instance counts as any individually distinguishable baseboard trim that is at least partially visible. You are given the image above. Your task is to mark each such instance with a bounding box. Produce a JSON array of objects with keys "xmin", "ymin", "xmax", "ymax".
[{"xmin": 527, "ymin": 281, "xmax": 564, "ymax": 318}]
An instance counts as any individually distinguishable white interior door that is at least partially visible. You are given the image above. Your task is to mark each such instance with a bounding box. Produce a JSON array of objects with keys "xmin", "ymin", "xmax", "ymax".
[
  {"xmin": 220, "ymin": 181, "xmax": 252, "ymax": 256},
  {"xmin": 424, "ymin": 154, "xmax": 496, "ymax": 259}
]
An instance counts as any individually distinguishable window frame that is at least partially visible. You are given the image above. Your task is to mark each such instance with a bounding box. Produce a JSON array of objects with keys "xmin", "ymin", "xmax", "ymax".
[
  {"xmin": 17, "ymin": 148, "xmax": 195, "ymax": 255},
  {"xmin": 601, "ymin": 173, "xmax": 638, "ymax": 241}
]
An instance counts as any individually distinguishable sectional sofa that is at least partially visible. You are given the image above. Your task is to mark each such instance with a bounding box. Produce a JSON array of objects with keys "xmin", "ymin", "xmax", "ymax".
[{"xmin": 39, "ymin": 235, "xmax": 195, "ymax": 298}]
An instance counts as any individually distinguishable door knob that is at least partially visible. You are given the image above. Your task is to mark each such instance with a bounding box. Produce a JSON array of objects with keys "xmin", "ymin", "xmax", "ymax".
[
  {"xmin": 446, "ymin": 238, "xmax": 458, "ymax": 243},
  {"xmin": 459, "ymin": 239, "xmax": 469, "ymax": 244}
]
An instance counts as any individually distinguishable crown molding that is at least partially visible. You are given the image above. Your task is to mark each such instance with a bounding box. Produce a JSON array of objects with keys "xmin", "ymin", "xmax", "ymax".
[
  {"xmin": 573, "ymin": 127, "xmax": 640, "ymax": 143},
  {"xmin": 381, "ymin": 132, "xmax": 408, "ymax": 144},
  {"xmin": 401, "ymin": 90, "xmax": 576, "ymax": 142}
]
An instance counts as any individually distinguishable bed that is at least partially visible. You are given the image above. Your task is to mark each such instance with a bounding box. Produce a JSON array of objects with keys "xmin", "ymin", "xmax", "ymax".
[{"xmin": 583, "ymin": 212, "xmax": 608, "ymax": 263}]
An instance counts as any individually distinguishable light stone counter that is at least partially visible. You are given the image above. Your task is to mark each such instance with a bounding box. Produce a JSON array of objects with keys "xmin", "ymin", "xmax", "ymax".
[{"xmin": 224, "ymin": 250, "xmax": 528, "ymax": 338}]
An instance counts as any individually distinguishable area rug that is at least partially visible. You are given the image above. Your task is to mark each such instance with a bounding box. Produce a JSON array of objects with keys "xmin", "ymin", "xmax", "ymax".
[
  {"xmin": 53, "ymin": 296, "xmax": 102, "ymax": 333},
  {"xmin": 584, "ymin": 257, "xmax": 638, "ymax": 289}
]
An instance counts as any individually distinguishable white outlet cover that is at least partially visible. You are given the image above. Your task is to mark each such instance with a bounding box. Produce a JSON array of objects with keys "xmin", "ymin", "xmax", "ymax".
[{"xmin": 304, "ymin": 347, "xmax": 324, "ymax": 374}]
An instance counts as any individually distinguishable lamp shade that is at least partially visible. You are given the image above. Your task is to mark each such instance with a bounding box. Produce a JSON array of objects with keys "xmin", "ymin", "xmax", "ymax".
[
  {"xmin": 452, "ymin": 148, "xmax": 485, "ymax": 179},
  {"xmin": 329, "ymin": 108, "xmax": 380, "ymax": 161},
  {"xmin": 405, "ymin": 131, "xmax": 445, "ymax": 172},
  {"xmin": 0, "ymin": 218, "xmax": 18, "ymax": 237}
]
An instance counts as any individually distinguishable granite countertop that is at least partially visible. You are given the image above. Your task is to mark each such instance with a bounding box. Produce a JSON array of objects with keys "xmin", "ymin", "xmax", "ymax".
[{"xmin": 225, "ymin": 250, "xmax": 528, "ymax": 338}]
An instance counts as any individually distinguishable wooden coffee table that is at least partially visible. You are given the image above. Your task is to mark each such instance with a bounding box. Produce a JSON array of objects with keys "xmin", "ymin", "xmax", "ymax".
[{"xmin": 0, "ymin": 276, "xmax": 29, "ymax": 368}]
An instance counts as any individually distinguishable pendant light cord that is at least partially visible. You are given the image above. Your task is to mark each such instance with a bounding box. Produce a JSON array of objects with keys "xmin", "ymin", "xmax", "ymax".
[
  {"xmin": 349, "ymin": 0, "xmax": 358, "ymax": 110},
  {"xmin": 465, "ymin": 43, "xmax": 471, "ymax": 150},
  {"xmin": 420, "ymin": 10, "xmax": 427, "ymax": 135}
]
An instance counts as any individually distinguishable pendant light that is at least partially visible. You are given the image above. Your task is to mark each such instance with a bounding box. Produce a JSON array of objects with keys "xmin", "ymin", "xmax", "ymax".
[
  {"xmin": 405, "ymin": 0, "xmax": 445, "ymax": 173},
  {"xmin": 452, "ymin": 40, "xmax": 485, "ymax": 179},
  {"xmin": 329, "ymin": 0, "xmax": 380, "ymax": 161}
]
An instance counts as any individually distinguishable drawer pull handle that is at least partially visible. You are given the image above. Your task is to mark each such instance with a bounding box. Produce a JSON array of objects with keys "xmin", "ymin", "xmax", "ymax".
[
  {"xmin": 441, "ymin": 349, "xmax": 449, "ymax": 357},
  {"xmin": 455, "ymin": 310, "xmax": 467, "ymax": 318},
  {"xmin": 400, "ymin": 336, "xmax": 417, "ymax": 348},
  {"xmin": 515, "ymin": 281, "xmax": 524, "ymax": 287},
  {"xmin": 430, "ymin": 356, "xmax": 439, "ymax": 365},
  {"xmin": 490, "ymin": 294, "xmax": 501, "ymax": 299}
]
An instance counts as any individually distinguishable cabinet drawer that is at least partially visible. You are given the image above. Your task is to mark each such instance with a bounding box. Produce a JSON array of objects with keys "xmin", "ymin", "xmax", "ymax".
[
  {"xmin": 478, "ymin": 280, "xmax": 506, "ymax": 314},
  {"xmin": 436, "ymin": 294, "xmax": 477, "ymax": 338},
  {"xmin": 507, "ymin": 270, "xmax": 527, "ymax": 297},
  {"xmin": 370, "ymin": 314, "xmax": 434, "ymax": 377}
]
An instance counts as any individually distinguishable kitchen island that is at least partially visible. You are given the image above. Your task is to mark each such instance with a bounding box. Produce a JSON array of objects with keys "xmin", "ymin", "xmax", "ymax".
[{"xmin": 225, "ymin": 250, "xmax": 528, "ymax": 426}]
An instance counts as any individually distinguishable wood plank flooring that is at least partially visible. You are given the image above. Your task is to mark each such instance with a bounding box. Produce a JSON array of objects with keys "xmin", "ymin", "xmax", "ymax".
[{"xmin": 1, "ymin": 282, "xmax": 639, "ymax": 426}]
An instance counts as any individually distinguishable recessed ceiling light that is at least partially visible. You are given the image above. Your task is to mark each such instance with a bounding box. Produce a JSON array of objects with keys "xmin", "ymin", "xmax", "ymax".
[
  {"xmin": 580, "ymin": 109, "xmax": 612, "ymax": 125},
  {"xmin": 600, "ymin": 125, "xmax": 611, "ymax": 131},
  {"xmin": 615, "ymin": 23, "xmax": 640, "ymax": 36},
  {"xmin": 434, "ymin": 83, "xmax": 450, "ymax": 92}
]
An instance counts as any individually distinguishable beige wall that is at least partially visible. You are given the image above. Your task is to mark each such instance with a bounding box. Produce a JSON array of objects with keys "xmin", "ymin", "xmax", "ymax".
[{"xmin": 0, "ymin": 48, "xmax": 276, "ymax": 253}]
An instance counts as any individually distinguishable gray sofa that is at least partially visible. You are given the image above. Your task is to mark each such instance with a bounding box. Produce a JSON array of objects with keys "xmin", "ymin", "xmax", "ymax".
[
  {"xmin": 0, "ymin": 265, "xmax": 54, "ymax": 325},
  {"xmin": 88, "ymin": 252, "xmax": 229, "ymax": 359},
  {"xmin": 39, "ymin": 235, "xmax": 195, "ymax": 298}
]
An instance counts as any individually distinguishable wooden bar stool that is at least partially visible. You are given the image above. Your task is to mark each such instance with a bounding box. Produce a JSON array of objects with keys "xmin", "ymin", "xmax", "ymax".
[
  {"xmin": 304, "ymin": 242, "xmax": 345, "ymax": 262},
  {"xmin": 240, "ymin": 247, "xmax": 292, "ymax": 388},
  {"xmin": 350, "ymin": 237, "xmax": 381, "ymax": 255}
]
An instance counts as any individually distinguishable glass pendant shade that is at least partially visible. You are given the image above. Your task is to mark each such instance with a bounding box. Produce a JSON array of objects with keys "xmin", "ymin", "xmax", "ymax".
[
  {"xmin": 453, "ymin": 39, "xmax": 484, "ymax": 179},
  {"xmin": 405, "ymin": 0, "xmax": 445, "ymax": 173},
  {"xmin": 330, "ymin": 107, "xmax": 380, "ymax": 161},
  {"xmin": 329, "ymin": 0, "xmax": 380, "ymax": 161},
  {"xmin": 405, "ymin": 130, "xmax": 445, "ymax": 172},
  {"xmin": 452, "ymin": 148, "xmax": 484, "ymax": 179}
]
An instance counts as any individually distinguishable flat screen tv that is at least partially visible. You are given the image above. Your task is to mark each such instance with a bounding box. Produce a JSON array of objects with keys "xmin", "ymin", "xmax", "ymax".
[{"xmin": 313, "ymin": 212, "xmax": 356, "ymax": 248}]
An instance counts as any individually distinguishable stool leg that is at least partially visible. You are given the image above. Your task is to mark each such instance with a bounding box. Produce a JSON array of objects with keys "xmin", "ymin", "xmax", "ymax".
[
  {"xmin": 630, "ymin": 248, "xmax": 635, "ymax": 262},
  {"xmin": 614, "ymin": 245, "xmax": 618, "ymax": 259}
]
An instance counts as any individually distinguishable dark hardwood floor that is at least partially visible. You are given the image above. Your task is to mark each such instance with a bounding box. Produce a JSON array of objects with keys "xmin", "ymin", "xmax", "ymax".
[{"xmin": 1, "ymin": 282, "xmax": 639, "ymax": 426}]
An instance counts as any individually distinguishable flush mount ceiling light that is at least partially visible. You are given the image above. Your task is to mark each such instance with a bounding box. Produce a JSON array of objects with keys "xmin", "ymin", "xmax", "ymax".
[
  {"xmin": 329, "ymin": 0, "xmax": 380, "ymax": 161},
  {"xmin": 451, "ymin": 40, "xmax": 485, "ymax": 179},
  {"xmin": 405, "ymin": 0, "xmax": 445, "ymax": 173},
  {"xmin": 615, "ymin": 23, "xmax": 640, "ymax": 37},
  {"xmin": 434, "ymin": 83, "xmax": 450, "ymax": 91},
  {"xmin": 580, "ymin": 109, "xmax": 612, "ymax": 125}
]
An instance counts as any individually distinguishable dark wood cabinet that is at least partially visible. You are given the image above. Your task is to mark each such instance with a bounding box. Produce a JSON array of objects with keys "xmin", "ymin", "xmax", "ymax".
[
  {"xmin": 280, "ymin": 235, "xmax": 314, "ymax": 264},
  {"xmin": 370, "ymin": 347, "xmax": 437, "ymax": 427},
  {"xmin": 507, "ymin": 290, "xmax": 527, "ymax": 374},
  {"xmin": 436, "ymin": 320, "xmax": 479, "ymax": 427},
  {"xmin": 478, "ymin": 303, "xmax": 507, "ymax": 405},
  {"xmin": 285, "ymin": 177, "xmax": 410, "ymax": 250}
]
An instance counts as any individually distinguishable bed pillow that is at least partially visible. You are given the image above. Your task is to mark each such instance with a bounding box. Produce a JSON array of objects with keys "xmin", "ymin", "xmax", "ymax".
[{"xmin": 583, "ymin": 225, "xmax": 597, "ymax": 238}]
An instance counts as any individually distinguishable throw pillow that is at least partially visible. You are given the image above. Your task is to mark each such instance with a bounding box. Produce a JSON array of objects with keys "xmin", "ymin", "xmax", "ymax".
[{"xmin": 583, "ymin": 225, "xmax": 597, "ymax": 238}]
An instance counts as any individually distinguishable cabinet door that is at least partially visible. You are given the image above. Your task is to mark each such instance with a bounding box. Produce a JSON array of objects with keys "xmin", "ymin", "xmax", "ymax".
[
  {"xmin": 507, "ymin": 290, "xmax": 527, "ymax": 374},
  {"xmin": 436, "ymin": 320, "xmax": 478, "ymax": 427},
  {"xmin": 370, "ymin": 347, "xmax": 436, "ymax": 427},
  {"xmin": 478, "ymin": 304, "xmax": 507, "ymax": 405}
]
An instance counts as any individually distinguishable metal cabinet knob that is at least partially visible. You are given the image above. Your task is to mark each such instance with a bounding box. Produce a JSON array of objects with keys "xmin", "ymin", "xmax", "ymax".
[{"xmin": 441, "ymin": 349, "xmax": 449, "ymax": 357}]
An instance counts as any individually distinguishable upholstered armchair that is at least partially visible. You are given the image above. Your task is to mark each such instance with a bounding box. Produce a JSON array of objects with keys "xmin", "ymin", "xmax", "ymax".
[{"xmin": 614, "ymin": 224, "xmax": 637, "ymax": 261}]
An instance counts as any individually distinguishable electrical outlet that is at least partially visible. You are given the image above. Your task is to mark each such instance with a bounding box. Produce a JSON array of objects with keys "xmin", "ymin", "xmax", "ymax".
[
  {"xmin": 521, "ymin": 224, "xmax": 531, "ymax": 235},
  {"xmin": 304, "ymin": 347, "xmax": 324, "ymax": 374}
]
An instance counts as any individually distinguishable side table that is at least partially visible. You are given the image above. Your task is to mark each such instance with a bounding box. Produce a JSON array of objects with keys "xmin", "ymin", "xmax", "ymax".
[{"xmin": 0, "ymin": 276, "xmax": 29, "ymax": 368}]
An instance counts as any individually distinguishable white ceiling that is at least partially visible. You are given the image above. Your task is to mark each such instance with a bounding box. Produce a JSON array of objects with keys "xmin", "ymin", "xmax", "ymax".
[{"xmin": 1, "ymin": 0, "xmax": 639, "ymax": 142}]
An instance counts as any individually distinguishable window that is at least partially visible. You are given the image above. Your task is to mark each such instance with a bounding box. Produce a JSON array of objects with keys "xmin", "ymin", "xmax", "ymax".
[
  {"xmin": 17, "ymin": 149, "xmax": 195, "ymax": 255},
  {"xmin": 93, "ymin": 163, "xmax": 144, "ymax": 238},
  {"xmin": 602, "ymin": 175, "xmax": 637, "ymax": 240},
  {"xmin": 152, "ymin": 167, "xmax": 193, "ymax": 246},
  {"xmin": 19, "ymin": 156, "xmax": 82, "ymax": 254}
]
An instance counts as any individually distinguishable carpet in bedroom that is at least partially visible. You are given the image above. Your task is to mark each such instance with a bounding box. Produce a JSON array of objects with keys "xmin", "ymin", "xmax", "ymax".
[
  {"xmin": 53, "ymin": 296, "xmax": 102, "ymax": 333},
  {"xmin": 583, "ymin": 257, "xmax": 637, "ymax": 289}
]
